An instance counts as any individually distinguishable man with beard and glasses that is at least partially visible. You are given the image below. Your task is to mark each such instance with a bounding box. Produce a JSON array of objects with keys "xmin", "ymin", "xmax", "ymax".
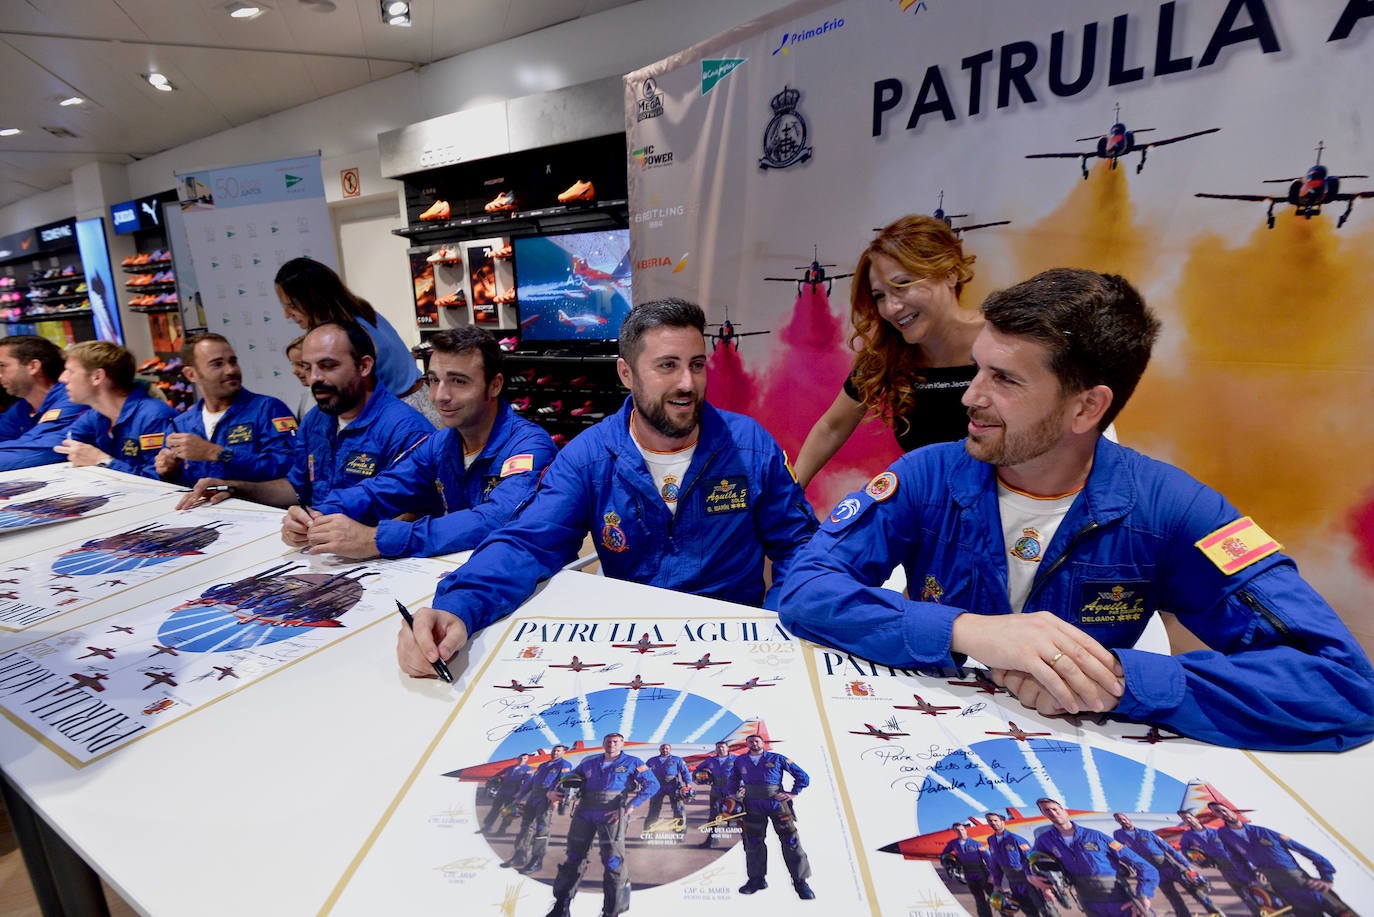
[
  {"xmin": 397, "ymin": 298, "xmax": 817, "ymax": 677},
  {"xmin": 778, "ymin": 268, "xmax": 1374, "ymax": 752},
  {"xmin": 177, "ymin": 321, "xmax": 432, "ymax": 510},
  {"xmin": 155, "ymin": 332, "xmax": 298, "ymax": 488}
]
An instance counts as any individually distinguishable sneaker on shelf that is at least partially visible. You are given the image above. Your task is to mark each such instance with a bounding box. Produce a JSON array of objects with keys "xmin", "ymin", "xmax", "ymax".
[
  {"xmin": 536, "ymin": 400, "xmax": 563, "ymax": 415},
  {"xmin": 551, "ymin": 433, "xmax": 569, "ymax": 447},
  {"xmin": 490, "ymin": 242, "xmax": 513, "ymax": 259},
  {"xmin": 535, "ymin": 374, "xmax": 555, "ymax": 385},
  {"xmin": 75, "ymin": 281, "xmax": 88, "ymax": 293},
  {"xmin": 494, "ymin": 288, "xmax": 517, "ymax": 304},
  {"xmin": 511, "ymin": 396, "xmax": 532, "ymax": 412},
  {"xmin": 484, "ymin": 190, "xmax": 517, "ymax": 212},
  {"xmin": 499, "ymin": 336, "xmax": 517, "ymax": 351},
  {"xmin": 418, "ymin": 200, "xmax": 451, "ymax": 221},
  {"xmin": 436, "ymin": 291, "xmax": 467, "ymax": 308},
  {"xmin": 60, "ymin": 265, "xmax": 77, "ymax": 276},
  {"xmin": 425, "ymin": 247, "xmax": 450, "ymax": 263},
  {"xmin": 557, "ymin": 180, "xmax": 595, "ymax": 203}
]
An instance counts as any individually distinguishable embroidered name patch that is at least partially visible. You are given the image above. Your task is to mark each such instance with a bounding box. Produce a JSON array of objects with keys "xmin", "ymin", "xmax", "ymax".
[
  {"xmin": 40, "ymin": 409, "xmax": 62, "ymax": 423},
  {"xmin": 704, "ymin": 476, "xmax": 748, "ymax": 514},
  {"xmin": 272, "ymin": 416, "xmax": 298, "ymax": 432},
  {"xmin": 225, "ymin": 423, "xmax": 254, "ymax": 445},
  {"xmin": 122, "ymin": 438, "xmax": 140, "ymax": 457},
  {"xmin": 1078, "ymin": 581, "xmax": 1151, "ymax": 625},
  {"xmin": 501, "ymin": 453, "xmax": 534, "ymax": 476},
  {"xmin": 1195, "ymin": 516, "xmax": 1281, "ymax": 575},
  {"xmin": 343, "ymin": 451, "xmax": 379, "ymax": 477}
]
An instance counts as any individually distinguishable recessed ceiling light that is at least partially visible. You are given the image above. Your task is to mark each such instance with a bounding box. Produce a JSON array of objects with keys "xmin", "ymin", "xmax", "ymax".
[
  {"xmin": 380, "ymin": 0, "xmax": 410, "ymax": 26},
  {"xmin": 0, "ymin": 128, "xmax": 21, "ymax": 137},
  {"xmin": 144, "ymin": 72, "xmax": 177, "ymax": 91},
  {"xmin": 59, "ymin": 96, "xmax": 84, "ymax": 107},
  {"xmin": 224, "ymin": 1, "xmax": 267, "ymax": 18}
]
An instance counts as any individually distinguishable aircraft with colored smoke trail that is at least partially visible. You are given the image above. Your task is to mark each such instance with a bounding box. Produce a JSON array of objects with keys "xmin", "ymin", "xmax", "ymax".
[
  {"xmin": 931, "ymin": 190, "xmax": 1011, "ymax": 236},
  {"xmin": 1027, "ymin": 103, "xmax": 1220, "ymax": 179},
  {"xmin": 1195, "ymin": 141, "xmax": 1374, "ymax": 228},
  {"xmin": 763, "ymin": 244, "xmax": 853, "ymax": 295},
  {"xmin": 707, "ymin": 305, "xmax": 769, "ymax": 352},
  {"xmin": 879, "ymin": 780, "xmax": 1249, "ymax": 862}
]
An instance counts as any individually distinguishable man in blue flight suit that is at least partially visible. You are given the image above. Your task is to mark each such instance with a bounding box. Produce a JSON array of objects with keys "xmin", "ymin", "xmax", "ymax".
[
  {"xmin": 0, "ymin": 335, "xmax": 87, "ymax": 470},
  {"xmin": 281, "ymin": 327, "xmax": 554, "ymax": 559},
  {"xmin": 1178, "ymin": 809, "xmax": 1262, "ymax": 915},
  {"xmin": 1113, "ymin": 813, "xmax": 1220, "ymax": 916},
  {"xmin": 779, "ymin": 269, "xmax": 1374, "ymax": 751},
  {"xmin": 480, "ymin": 752, "xmax": 534, "ymax": 835},
  {"xmin": 1030, "ymin": 798, "xmax": 1158, "ymax": 917},
  {"xmin": 56, "ymin": 341, "xmax": 174, "ymax": 478},
  {"xmin": 694, "ymin": 740, "xmax": 737, "ymax": 849},
  {"xmin": 727, "ymin": 733, "xmax": 814, "ymax": 900},
  {"xmin": 546, "ymin": 733, "xmax": 658, "ymax": 917},
  {"xmin": 178, "ymin": 321, "xmax": 432, "ymax": 510},
  {"xmin": 943, "ymin": 822, "xmax": 994, "ymax": 917},
  {"xmin": 641, "ymin": 743, "xmax": 691, "ymax": 833},
  {"xmin": 986, "ymin": 811, "xmax": 1056, "ymax": 917},
  {"xmin": 397, "ymin": 299, "xmax": 818, "ymax": 677},
  {"xmin": 501, "ymin": 744, "xmax": 573, "ymax": 875},
  {"xmin": 154, "ymin": 333, "xmax": 296, "ymax": 487},
  {"xmin": 1208, "ymin": 801, "xmax": 1356, "ymax": 917}
]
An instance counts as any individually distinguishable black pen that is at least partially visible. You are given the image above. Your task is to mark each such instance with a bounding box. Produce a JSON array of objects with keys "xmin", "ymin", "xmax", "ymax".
[
  {"xmin": 396, "ymin": 600, "xmax": 453, "ymax": 683},
  {"xmin": 205, "ymin": 484, "xmax": 235, "ymax": 495}
]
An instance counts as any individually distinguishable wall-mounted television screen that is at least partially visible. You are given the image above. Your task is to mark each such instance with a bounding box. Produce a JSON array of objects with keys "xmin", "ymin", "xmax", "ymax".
[{"xmin": 512, "ymin": 228, "xmax": 631, "ymax": 349}]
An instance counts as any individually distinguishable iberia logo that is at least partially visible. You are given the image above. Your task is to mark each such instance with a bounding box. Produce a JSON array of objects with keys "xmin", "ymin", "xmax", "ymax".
[{"xmin": 701, "ymin": 58, "xmax": 746, "ymax": 96}]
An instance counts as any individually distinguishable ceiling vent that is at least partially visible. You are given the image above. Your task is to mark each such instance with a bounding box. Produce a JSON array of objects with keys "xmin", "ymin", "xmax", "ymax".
[{"xmin": 43, "ymin": 126, "xmax": 79, "ymax": 138}]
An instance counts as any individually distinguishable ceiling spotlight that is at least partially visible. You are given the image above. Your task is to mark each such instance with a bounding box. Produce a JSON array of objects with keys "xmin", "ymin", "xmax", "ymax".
[
  {"xmin": 59, "ymin": 96, "xmax": 84, "ymax": 107},
  {"xmin": 0, "ymin": 128, "xmax": 22, "ymax": 137},
  {"xmin": 144, "ymin": 72, "xmax": 176, "ymax": 91},
  {"xmin": 380, "ymin": 0, "xmax": 410, "ymax": 26},
  {"xmin": 224, "ymin": 1, "xmax": 267, "ymax": 18}
]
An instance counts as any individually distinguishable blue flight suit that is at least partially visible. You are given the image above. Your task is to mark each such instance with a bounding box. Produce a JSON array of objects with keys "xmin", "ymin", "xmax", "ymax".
[
  {"xmin": 507, "ymin": 755, "xmax": 574, "ymax": 871},
  {"xmin": 1216, "ymin": 824, "xmax": 1354, "ymax": 916},
  {"xmin": 482, "ymin": 761, "xmax": 534, "ymax": 832},
  {"xmin": 432, "ymin": 397, "xmax": 818, "ymax": 635},
  {"xmin": 1180, "ymin": 825, "xmax": 1259, "ymax": 913},
  {"xmin": 1115, "ymin": 826, "xmax": 1218, "ymax": 916},
  {"xmin": 287, "ymin": 386, "xmax": 432, "ymax": 507},
  {"xmin": 943, "ymin": 835, "xmax": 995, "ymax": 917},
  {"xmin": 551, "ymin": 752, "xmax": 658, "ymax": 915},
  {"xmin": 65, "ymin": 387, "xmax": 175, "ymax": 479},
  {"xmin": 313, "ymin": 401, "xmax": 555, "ymax": 557},
  {"xmin": 0, "ymin": 384, "xmax": 87, "ymax": 471},
  {"xmin": 695, "ymin": 752, "xmax": 737, "ymax": 847},
  {"xmin": 163, "ymin": 389, "xmax": 297, "ymax": 486},
  {"xmin": 1032, "ymin": 824, "xmax": 1158, "ymax": 917},
  {"xmin": 0, "ymin": 399, "xmax": 34, "ymax": 441},
  {"xmin": 642, "ymin": 753, "xmax": 692, "ymax": 829},
  {"xmin": 778, "ymin": 438, "xmax": 1374, "ymax": 751},
  {"xmin": 726, "ymin": 751, "xmax": 812, "ymax": 889},
  {"xmin": 988, "ymin": 828, "xmax": 1057, "ymax": 917}
]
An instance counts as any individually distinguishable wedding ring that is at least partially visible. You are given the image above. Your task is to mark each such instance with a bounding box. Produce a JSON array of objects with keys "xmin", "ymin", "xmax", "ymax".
[{"xmin": 1049, "ymin": 652, "xmax": 1065, "ymax": 666}]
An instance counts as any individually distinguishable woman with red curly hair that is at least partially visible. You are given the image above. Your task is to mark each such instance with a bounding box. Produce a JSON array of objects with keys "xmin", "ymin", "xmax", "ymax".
[{"xmin": 794, "ymin": 215, "xmax": 981, "ymax": 488}]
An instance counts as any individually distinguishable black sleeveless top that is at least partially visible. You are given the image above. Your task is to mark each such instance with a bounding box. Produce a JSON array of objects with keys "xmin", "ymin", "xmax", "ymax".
[{"xmin": 843, "ymin": 363, "xmax": 977, "ymax": 453}]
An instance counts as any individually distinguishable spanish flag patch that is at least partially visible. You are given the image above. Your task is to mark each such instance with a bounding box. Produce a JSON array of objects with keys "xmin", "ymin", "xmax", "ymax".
[
  {"xmin": 500, "ymin": 453, "xmax": 535, "ymax": 476},
  {"xmin": 139, "ymin": 432, "xmax": 165, "ymax": 450},
  {"xmin": 1195, "ymin": 516, "xmax": 1282, "ymax": 575},
  {"xmin": 272, "ymin": 416, "xmax": 298, "ymax": 432}
]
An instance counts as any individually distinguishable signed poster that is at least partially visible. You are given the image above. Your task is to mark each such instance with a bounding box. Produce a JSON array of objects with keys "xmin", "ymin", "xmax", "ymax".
[
  {"xmin": 0, "ymin": 502, "xmax": 283, "ymax": 631},
  {"xmin": 0, "ymin": 552, "xmax": 457, "ymax": 766},
  {"xmin": 0, "ymin": 466, "xmax": 171, "ymax": 532},
  {"xmin": 323, "ymin": 612, "xmax": 870, "ymax": 915}
]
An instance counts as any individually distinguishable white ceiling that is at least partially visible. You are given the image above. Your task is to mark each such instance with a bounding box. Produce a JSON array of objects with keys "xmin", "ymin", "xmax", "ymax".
[{"xmin": 0, "ymin": 0, "xmax": 636, "ymax": 210}]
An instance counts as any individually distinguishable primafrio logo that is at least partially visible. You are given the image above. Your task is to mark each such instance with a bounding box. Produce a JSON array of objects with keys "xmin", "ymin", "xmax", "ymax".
[
  {"xmin": 636, "ymin": 77, "xmax": 665, "ymax": 122},
  {"xmin": 759, "ymin": 85, "xmax": 812, "ymax": 171},
  {"xmin": 770, "ymin": 15, "xmax": 846, "ymax": 56}
]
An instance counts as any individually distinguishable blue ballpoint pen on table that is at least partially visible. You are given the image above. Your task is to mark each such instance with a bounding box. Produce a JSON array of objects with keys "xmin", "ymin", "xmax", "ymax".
[{"xmin": 396, "ymin": 600, "xmax": 454, "ymax": 683}]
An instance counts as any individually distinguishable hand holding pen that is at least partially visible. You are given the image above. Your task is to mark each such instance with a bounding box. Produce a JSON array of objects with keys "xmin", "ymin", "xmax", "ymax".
[{"xmin": 396, "ymin": 600, "xmax": 454, "ymax": 683}]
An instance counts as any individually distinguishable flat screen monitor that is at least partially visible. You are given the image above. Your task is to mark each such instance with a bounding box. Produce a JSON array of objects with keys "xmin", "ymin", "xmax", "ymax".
[{"xmin": 512, "ymin": 228, "xmax": 631, "ymax": 350}]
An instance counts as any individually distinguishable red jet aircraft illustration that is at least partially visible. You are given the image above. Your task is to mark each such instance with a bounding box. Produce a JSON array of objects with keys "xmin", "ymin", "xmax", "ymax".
[
  {"xmin": 60, "ymin": 672, "xmax": 109, "ymax": 694},
  {"xmin": 1027, "ymin": 103, "xmax": 1220, "ymax": 179},
  {"xmin": 723, "ymin": 676, "xmax": 774, "ymax": 691},
  {"xmin": 1195, "ymin": 141, "xmax": 1374, "ymax": 228},
  {"xmin": 495, "ymin": 679, "xmax": 543, "ymax": 692},
  {"xmin": 986, "ymin": 721, "xmax": 1053, "ymax": 742},
  {"xmin": 1123, "ymin": 726, "xmax": 1185, "ymax": 744},
  {"xmin": 850, "ymin": 722, "xmax": 909, "ymax": 741},
  {"xmin": 610, "ymin": 674, "xmax": 665, "ymax": 690},
  {"xmin": 947, "ymin": 669, "xmax": 1006, "ymax": 695},
  {"xmin": 674, "ymin": 653, "xmax": 730, "ymax": 670},
  {"xmin": 79, "ymin": 646, "xmax": 116, "ymax": 660},
  {"xmin": 143, "ymin": 671, "xmax": 177, "ymax": 690},
  {"xmin": 549, "ymin": 656, "xmax": 604, "ymax": 672},
  {"xmin": 893, "ymin": 694, "xmax": 960, "ymax": 716},
  {"xmin": 613, "ymin": 634, "xmax": 676, "ymax": 654}
]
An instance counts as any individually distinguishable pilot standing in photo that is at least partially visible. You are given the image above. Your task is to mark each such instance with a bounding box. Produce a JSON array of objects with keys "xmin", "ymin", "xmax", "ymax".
[
  {"xmin": 1030, "ymin": 798, "xmax": 1158, "ymax": 917},
  {"xmin": 694, "ymin": 740, "xmax": 737, "ymax": 849},
  {"xmin": 502, "ymin": 744, "xmax": 573, "ymax": 875},
  {"xmin": 1208, "ymin": 801, "xmax": 1357, "ymax": 917},
  {"xmin": 942, "ymin": 822, "xmax": 994, "ymax": 917},
  {"xmin": 986, "ymin": 811, "xmax": 1058, "ymax": 917},
  {"xmin": 726, "ymin": 733, "xmax": 814, "ymax": 900},
  {"xmin": 1177, "ymin": 809, "xmax": 1263, "ymax": 916},
  {"xmin": 1113, "ymin": 812, "xmax": 1220, "ymax": 917},
  {"xmin": 480, "ymin": 752, "xmax": 533, "ymax": 835},
  {"xmin": 642, "ymin": 743, "xmax": 691, "ymax": 833},
  {"xmin": 547, "ymin": 733, "xmax": 658, "ymax": 917}
]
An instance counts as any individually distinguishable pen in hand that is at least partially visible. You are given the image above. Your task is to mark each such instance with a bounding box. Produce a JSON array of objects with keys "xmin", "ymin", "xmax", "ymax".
[{"xmin": 396, "ymin": 600, "xmax": 453, "ymax": 683}]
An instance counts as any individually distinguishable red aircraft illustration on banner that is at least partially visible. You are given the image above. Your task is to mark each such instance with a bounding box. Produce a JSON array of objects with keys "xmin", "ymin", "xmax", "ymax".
[
  {"xmin": 78, "ymin": 646, "xmax": 116, "ymax": 660},
  {"xmin": 613, "ymin": 634, "xmax": 676, "ymax": 654},
  {"xmin": 881, "ymin": 781, "xmax": 1248, "ymax": 861},
  {"xmin": 764, "ymin": 244, "xmax": 854, "ymax": 295},
  {"xmin": 850, "ymin": 722, "xmax": 909, "ymax": 741},
  {"xmin": 1195, "ymin": 141, "xmax": 1374, "ymax": 228},
  {"xmin": 495, "ymin": 679, "xmax": 543, "ymax": 693},
  {"xmin": 448, "ymin": 719, "xmax": 774, "ymax": 782},
  {"xmin": 148, "ymin": 644, "xmax": 179, "ymax": 657},
  {"xmin": 1123, "ymin": 726, "xmax": 1185, "ymax": 744},
  {"xmin": 213, "ymin": 666, "xmax": 238, "ymax": 680},
  {"xmin": 673, "ymin": 653, "xmax": 730, "ymax": 670},
  {"xmin": 947, "ymin": 669, "xmax": 1007, "ymax": 695},
  {"xmin": 610, "ymin": 674, "xmax": 665, "ymax": 690},
  {"xmin": 59, "ymin": 672, "xmax": 109, "ymax": 694},
  {"xmin": 893, "ymin": 694, "xmax": 961, "ymax": 716},
  {"xmin": 143, "ymin": 671, "xmax": 177, "ymax": 690},
  {"xmin": 723, "ymin": 676, "xmax": 774, "ymax": 691},
  {"xmin": 985, "ymin": 721, "xmax": 1052, "ymax": 741},
  {"xmin": 549, "ymin": 656, "xmax": 604, "ymax": 672},
  {"xmin": 1027, "ymin": 103, "xmax": 1220, "ymax": 179}
]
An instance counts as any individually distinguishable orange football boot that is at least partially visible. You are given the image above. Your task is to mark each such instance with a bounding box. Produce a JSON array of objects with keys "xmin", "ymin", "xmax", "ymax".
[
  {"xmin": 557, "ymin": 180, "xmax": 595, "ymax": 203},
  {"xmin": 484, "ymin": 191, "xmax": 517, "ymax": 212},
  {"xmin": 418, "ymin": 200, "xmax": 450, "ymax": 221}
]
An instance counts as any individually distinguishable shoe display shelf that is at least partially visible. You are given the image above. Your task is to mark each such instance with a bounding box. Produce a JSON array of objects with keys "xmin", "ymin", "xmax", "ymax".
[
  {"xmin": 120, "ymin": 229, "xmax": 187, "ymax": 405},
  {"xmin": 136, "ymin": 355, "xmax": 195, "ymax": 413},
  {"xmin": 410, "ymin": 236, "xmax": 520, "ymax": 335},
  {"xmin": 1, "ymin": 263, "xmax": 95, "ymax": 328},
  {"xmin": 122, "ymin": 250, "xmax": 180, "ymax": 314},
  {"xmin": 502, "ymin": 353, "xmax": 624, "ymax": 448}
]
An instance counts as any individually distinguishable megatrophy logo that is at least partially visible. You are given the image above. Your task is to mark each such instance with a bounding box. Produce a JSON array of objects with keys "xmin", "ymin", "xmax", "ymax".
[{"xmin": 771, "ymin": 16, "xmax": 845, "ymax": 56}]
